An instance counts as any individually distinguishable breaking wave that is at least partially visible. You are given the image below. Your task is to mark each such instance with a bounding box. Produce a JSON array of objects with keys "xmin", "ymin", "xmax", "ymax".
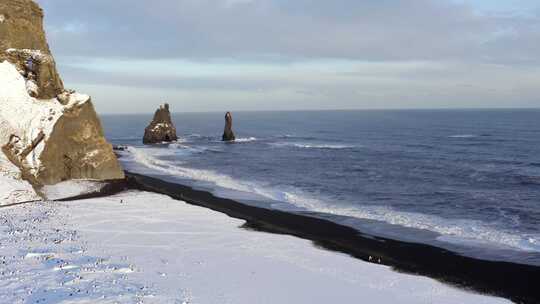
[
  {"xmin": 270, "ymin": 142, "xmax": 356, "ymax": 150},
  {"xmin": 276, "ymin": 134, "xmax": 318, "ymax": 140},
  {"xmin": 126, "ymin": 146, "xmax": 540, "ymax": 253},
  {"xmin": 448, "ymin": 134, "xmax": 478, "ymax": 138},
  {"xmin": 234, "ymin": 137, "xmax": 258, "ymax": 143}
]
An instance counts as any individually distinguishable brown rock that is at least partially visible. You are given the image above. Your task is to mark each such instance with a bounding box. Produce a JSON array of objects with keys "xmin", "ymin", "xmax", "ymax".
[
  {"xmin": 143, "ymin": 103, "xmax": 178, "ymax": 144},
  {"xmin": 222, "ymin": 112, "xmax": 236, "ymax": 141},
  {"xmin": 1, "ymin": 92, "xmax": 125, "ymax": 186},
  {"xmin": 0, "ymin": 0, "xmax": 124, "ymax": 187},
  {"xmin": 38, "ymin": 100, "xmax": 124, "ymax": 184},
  {"xmin": 0, "ymin": 0, "xmax": 64, "ymax": 99}
]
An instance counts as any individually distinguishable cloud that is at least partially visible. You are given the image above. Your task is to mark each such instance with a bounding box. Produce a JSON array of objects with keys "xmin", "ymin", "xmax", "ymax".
[
  {"xmin": 35, "ymin": 0, "xmax": 540, "ymax": 64},
  {"xmin": 57, "ymin": 57, "xmax": 540, "ymax": 113},
  {"xmin": 31, "ymin": 0, "xmax": 540, "ymax": 112}
]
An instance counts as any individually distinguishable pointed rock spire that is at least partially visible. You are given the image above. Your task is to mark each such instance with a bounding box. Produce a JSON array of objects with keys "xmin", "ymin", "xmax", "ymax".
[{"xmin": 222, "ymin": 112, "xmax": 236, "ymax": 141}]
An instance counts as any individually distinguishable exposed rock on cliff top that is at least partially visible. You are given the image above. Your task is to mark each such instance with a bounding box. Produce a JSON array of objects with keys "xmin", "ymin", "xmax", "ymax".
[
  {"xmin": 222, "ymin": 112, "xmax": 236, "ymax": 141},
  {"xmin": 0, "ymin": 0, "xmax": 124, "ymax": 190},
  {"xmin": 143, "ymin": 103, "xmax": 178, "ymax": 144},
  {"xmin": 0, "ymin": 0, "xmax": 64, "ymax": 99}
]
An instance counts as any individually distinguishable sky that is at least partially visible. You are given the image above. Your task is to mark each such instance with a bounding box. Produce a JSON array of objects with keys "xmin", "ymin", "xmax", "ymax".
[{"xmin": 35, "ymin": 0, "xmax": 540, "ymax": 114}]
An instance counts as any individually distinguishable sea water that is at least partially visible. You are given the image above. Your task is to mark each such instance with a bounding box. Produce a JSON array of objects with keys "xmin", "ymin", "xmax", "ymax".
[{"xmin": 102, "ymin": 109, "xmax": 540, "ymax": 266}]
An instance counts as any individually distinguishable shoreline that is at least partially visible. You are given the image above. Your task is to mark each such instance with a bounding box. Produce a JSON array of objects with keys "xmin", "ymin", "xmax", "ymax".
[
  {"xmin": 1, "ymin": 170, "xmax": 535, "ymax": 302},
  {"xmin": 122, "ymin": 171, "xmax": 539, "ymax": 304},
  {"xmin": 1, "ymin": 190, "xmax": 511, "ymax": 303}
]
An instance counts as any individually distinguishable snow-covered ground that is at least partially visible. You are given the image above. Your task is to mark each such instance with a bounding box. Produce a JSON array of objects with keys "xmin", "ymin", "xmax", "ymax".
[{"xmin": 0, "ymin": 190, "xmax": 511, "ymax": 304}]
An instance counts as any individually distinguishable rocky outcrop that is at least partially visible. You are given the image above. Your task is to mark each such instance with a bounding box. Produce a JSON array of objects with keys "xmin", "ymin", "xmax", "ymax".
[
  {"xmin": 0, "ymin": 0, "xmax": 124, "ymax": 189},
  {"xmin": 143, "ymin": 103, "xmax": 178, "ymax": 144},
  {"xmin": 0, "ymin": 62, "xmax": 125, "ymax": 186},
  {"xmin": 0, "ymin": 0, "xmax": 64, "ymax": 99},
  {"xmin": 222, "ymin": 112, "xmax": 236, "ymax": 141}
]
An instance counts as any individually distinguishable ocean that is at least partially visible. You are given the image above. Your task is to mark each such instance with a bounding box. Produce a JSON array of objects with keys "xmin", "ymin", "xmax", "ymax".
[{"xmin": 102, "ymin": 109, "xmax": 540, "ymax": 266}]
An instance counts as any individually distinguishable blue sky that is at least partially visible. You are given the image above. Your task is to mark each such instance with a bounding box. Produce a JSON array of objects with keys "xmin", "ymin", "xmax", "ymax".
[{"xmin": 36, "ymin": 0, "xmax": 540, "ymax": 113}]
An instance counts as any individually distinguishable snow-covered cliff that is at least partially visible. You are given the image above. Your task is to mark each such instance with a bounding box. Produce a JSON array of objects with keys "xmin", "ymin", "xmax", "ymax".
[{"xmin": 0, "ymin": 0, "xmax": 124, "ymax": 194}]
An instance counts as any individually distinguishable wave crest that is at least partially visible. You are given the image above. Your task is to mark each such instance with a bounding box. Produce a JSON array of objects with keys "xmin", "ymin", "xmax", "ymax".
[
  {"xmin": 448, "ymin": 134, "xmax": 477, "ymax": 138},
  {"xmin": 234, "ymin": 137, "xmax": 258, "ymax": 143},
  {"xmin": 270, "ymin": 142, "xmax": 356, "ymax": 150}
]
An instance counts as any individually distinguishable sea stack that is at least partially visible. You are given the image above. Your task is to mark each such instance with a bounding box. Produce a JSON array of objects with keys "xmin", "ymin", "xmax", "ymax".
[
  {"xmin": 0, "ymin": 0, "xmax": 124, "ymax": 186},
  {"xmin": 222, "ymin": 112, "xmax": 236, "ymax": 141},
  {"xmin": 143, "ymin": 103, "xmax": 178, "ymax": 144}
]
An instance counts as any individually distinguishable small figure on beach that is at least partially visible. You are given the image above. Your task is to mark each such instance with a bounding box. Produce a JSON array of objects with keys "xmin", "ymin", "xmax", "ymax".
[{"xmin": 222, "ymin": 112, "xmax": 236, "ymax": 141}]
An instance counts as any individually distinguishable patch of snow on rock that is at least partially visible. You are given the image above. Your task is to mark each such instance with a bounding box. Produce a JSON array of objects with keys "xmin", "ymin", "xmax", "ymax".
[
  {"xmin": 5, "ymin": 48, "xmax": 53, "ymax": 64},
  {"xmin": 0, "ymin": 61, "xmax": 62, "ymax": 170},
  {"xmin": 25, "ymin": 78, "xmax": 39, "ymax": 97},
  {"xmin": 0, "ymin": 60, "xmax": 91, "ymax": 179}
]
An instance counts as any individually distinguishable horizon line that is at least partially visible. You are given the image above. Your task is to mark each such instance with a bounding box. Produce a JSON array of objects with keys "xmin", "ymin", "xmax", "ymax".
[{"xmin": 98, "ymin": 106, "xmax": 540, "ymax": 115}]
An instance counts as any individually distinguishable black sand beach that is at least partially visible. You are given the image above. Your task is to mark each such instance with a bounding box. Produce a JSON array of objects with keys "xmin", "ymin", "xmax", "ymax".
[
  {"xmin": 4, "ymin": 169, "xmax": 537, "ymax": 303},
  {"xmin": 119, "ymin": 171, "xmax": 539, "ymax": 304}
]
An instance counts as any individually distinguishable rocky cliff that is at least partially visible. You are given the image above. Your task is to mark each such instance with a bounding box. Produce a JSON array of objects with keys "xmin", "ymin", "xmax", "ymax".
[
  {"xmin": 0, "ymin": 0, "xmax": 124, "ymax": 190},
  {"xmin": 0, "ymin": 0, "xmax": 63, "ymax": 99},
  {"xmin": 143, "ymin": 103, "xmax": 178, "ymax": 144}
]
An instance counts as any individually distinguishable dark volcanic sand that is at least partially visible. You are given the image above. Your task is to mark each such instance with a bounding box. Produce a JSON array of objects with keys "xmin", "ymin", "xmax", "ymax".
[{"xmin": 121, "ymin": 171, "xmax": 539, "ymax": 304}]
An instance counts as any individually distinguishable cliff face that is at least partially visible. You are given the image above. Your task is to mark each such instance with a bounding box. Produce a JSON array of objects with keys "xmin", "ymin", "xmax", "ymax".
[
  {"xmin": 143, "ymin": 103, "xmax": 178, "ymax": 144},
  {"xmin": 0, "ymin": 0, "xmax": 48, "ymax": 50},
  {"xmin": 0, "ymin": 0, "xmax": 124, "ymax": 188},
  {"xmin": 0, "ymin": 0, "xmax": 63, "ymax": 99}
]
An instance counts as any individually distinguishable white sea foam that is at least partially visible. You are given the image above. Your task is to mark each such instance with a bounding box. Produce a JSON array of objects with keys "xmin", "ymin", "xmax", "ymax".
[
  {"xmin": 126, "ymin": 147, "xmax": 540, "ymax": 253},
  {"xmin": 234, "ymin": 137, "xmax": 258, "ymax": 143},
  {"xmin": 134, "ymin": 146, "xmax": 180, "ymax": 158},
  {"xmin": 127, "ymin": 147, "xmax": 251, "ymax": 192},
  {"xmin": 264, "ymin": 187, "xmax": 540, "ymax": 252},
  {"xmin": 169, "ymin": 141, "xmax": 208, "ymax": 152},
  {"xmin": 168, "ymin": 142, "xmax": 189, "ymax": 149},
  {"xmin": 449, "ymin": 134, "xmax": 477, "ymax": 138},
  {"xmin": 271, "ymin": 142, "xmax": 356, "ymax": 149},
  {"xmin": 339, "ymin": 206, "xmax": 540, "ymax": 252}
]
